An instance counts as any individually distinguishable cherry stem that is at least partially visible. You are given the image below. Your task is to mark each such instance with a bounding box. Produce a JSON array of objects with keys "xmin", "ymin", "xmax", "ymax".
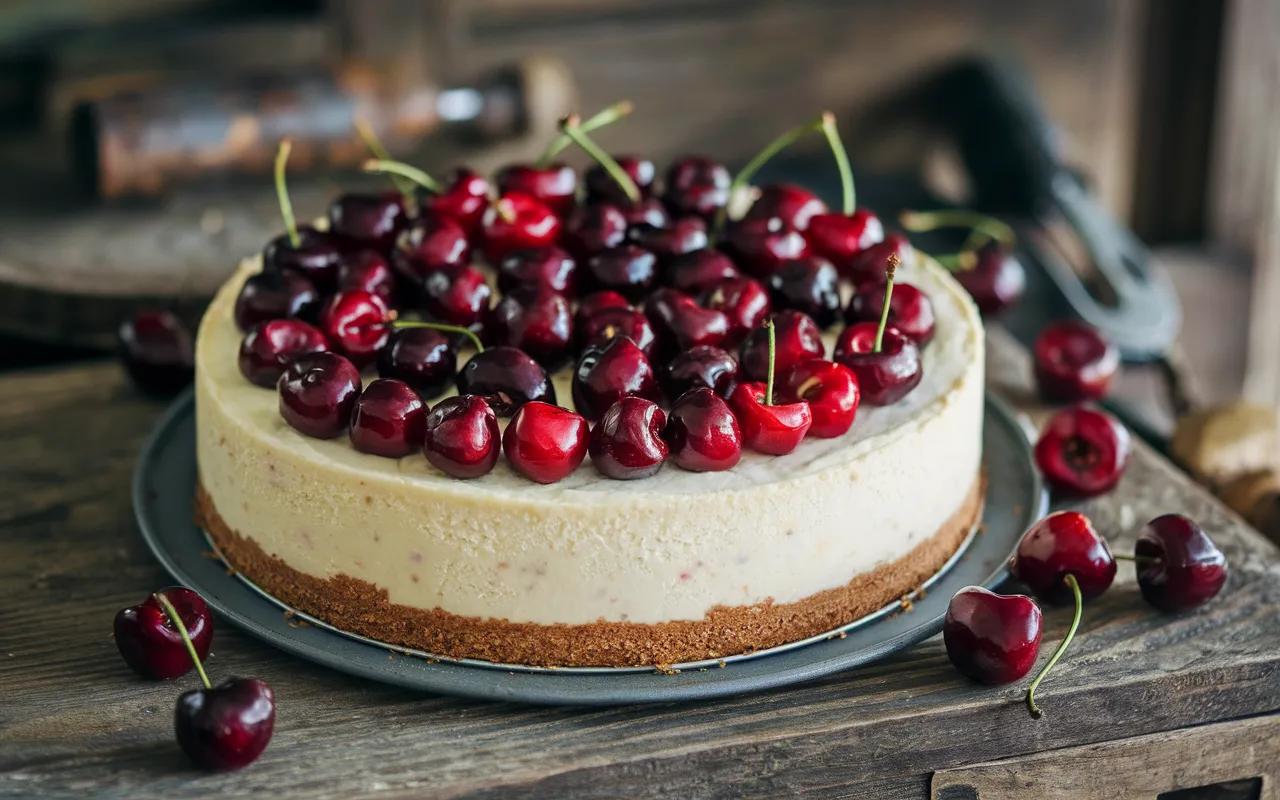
[
  {"xmin": 1025, "ymin": 573, "xmax": 1081, "ymax": 720},
  {"xmin": 393, "ymin": 319, "xmax": 484, "ymax": 353},
  {"xmin": 559, "ymin": 114, "xmax": 640, "ymax": 204},
  {"xmin": 899, "ymin": 209, "xmax": 1015, "ymax": 246},
  {"xmin": 711, "ymin": 115, "xmax": 825, "ymax": 240},
  {"xmin": 820, "ymin": 111, "xmax": 856, "ymax": 215},
  {"xmin": 1113, "ymin": 553, "xmax": 1162, "ymax": 565},
  {"xmin": 933, "ymin": 251, "xmax": 979, "ymax": 272},
  {"xmin": 363, "ymin": 159, "xmax": 443, "ymax": 195},
  {"xmin": 537, "ymin": 100, "xmax": 634, "ymax": 167},
  {"xmin": 354, "ymin": 118, "xmax": 415, "ymax": 199},
  {"xmin": 153, "ymin": 592, "xmax": 211, "ymax": 691},
  {"xmin": 274, "ymin": 139, "xmax": 300, "ymax": 248},
  {"xmin": 764, "ymin": 319, "xmax": 777, "ymax": 406},
  {"xmin": 874, "ymin": 253, "xmax": 899, "ymax": 353}
]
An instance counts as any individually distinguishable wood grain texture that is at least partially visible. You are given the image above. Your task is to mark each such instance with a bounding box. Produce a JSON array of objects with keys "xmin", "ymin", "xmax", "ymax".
[{"xmin": 1, "ymin": 330, "xmax": 1279, "ymax": 799}]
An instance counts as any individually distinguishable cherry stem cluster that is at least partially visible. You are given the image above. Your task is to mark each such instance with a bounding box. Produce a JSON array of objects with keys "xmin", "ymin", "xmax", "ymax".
[
  {"xmin": 354, "ymin": 118, "xmax": 415, "ymax": 200},
  {"xmin": 874, "ymin": 253, "xmax": 900, "ymax": 353},
  {"xmin": 559, "ymin": 115, "xmax": 640, "ymax": 204},
  {"xmin": 274, "ymin": 139, "xmax": 300, "ymax": 248},
  {"xmin": 1025, "ymin": 573, "xmax": 1082, "ymax": 719},
  {"xmin": 363, "ymin": 159, "xmax": 443, "ymax": 195},
  {"xmin": 538, "ymin": 101, "xmax": 634, "ymax": 167},
  {"xmin": 154, "ymin": 592, "xmax": 212, "ymax": 691},
  {"xmin": 764, "ymin": 319, "xmax": 777, "ymax": 406}
]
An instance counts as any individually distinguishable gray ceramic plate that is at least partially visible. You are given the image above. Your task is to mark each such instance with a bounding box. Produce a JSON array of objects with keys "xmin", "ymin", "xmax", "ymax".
[{"xmin": 133, "ymin": 391, "xmax": 1045, "ymax": 705}]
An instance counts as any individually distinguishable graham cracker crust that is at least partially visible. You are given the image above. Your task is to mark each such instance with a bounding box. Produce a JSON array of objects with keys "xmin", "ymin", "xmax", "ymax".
[{"xmin": 195, "ymin": 477, "xmax": 984, "ymax": 668}]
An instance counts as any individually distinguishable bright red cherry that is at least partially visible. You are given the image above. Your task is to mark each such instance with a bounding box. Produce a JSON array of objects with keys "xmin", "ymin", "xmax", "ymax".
[
  {"xmin": 703, "ymin": 276, "xmax": 772, "ymax": 345},
  {"xmin": 665, "ymin": 249, "xmax": 739, "ymax": 294},
  {"xmin": 768, "ymin": 257, "xmax": 842, "ymax": 329},
  {"xmin": 943, "ymin": 587, "xmax": 1042, "ymax": 685},
  {"xmin": 336, "ymin": 250, "xmax": 398, "ymax": 304},
  {"xmin": 577, "ymin": 307, "xmax": 658, "ymax": 359},
  {"xmin": 645, "ymin": 288, "xmax": 730, "ymax": 353},
  {"xmin": 421, "ymin": 167, "xmax": 489, "ymax": 237},
  {"xmin": 423, "ymin": 395, "xmax": 501, "ymax": 479},
  {"xmin": 585, "ymin": 245, "xmax": 658, "ymax": 302},
  {"xmin": 574, "ymin": 290, "xmax": 631, "ymax": 329},
  {"xmin": 176, "ymin": 677, "xmax": 275, "ymax": 772},
  {"xmin": 1011, "ymin": 510, "xmax": 1117, "ymax": 605},
  {"xmin": 662, "ymin": 345, "xmax": 739, "ymax": 400},
  {"xmin": 1134, "ymin": 514, "xmax": 1228, "ymax": 613},
  {"xmin": 833, "ymin": 323, "xmax": 922, "ymax": 406},
  {"xmin": 455, "ymin": 346, "xmax": 555, "ymax": 416},
  {"xmin": 238, "ymin": 319, "xmax": 329, "ymax": 388},
  {"xmin": 782, "ymin": 359, "xmax": 859, "ymax": 438},
  {"xmin": 572, "ymin": 336, "xmax": 661, "ymax": 421},
  {"xmin": 114, "ymin": 588, "xmax": 212, "ymax": 680},
  {"xmin": 278, "ymin": 352, "xmax": 362, "ymax": 439},
  {"xmin": 234, "ymin": 270, "xmax": 319, "ymax": 331},
  {"xmin": 118, "ymin": 309, "xmax": 194, "ymax": 396},
  {"xmin": 1033, "ymin": 320, "xmax": 1120, "ymax": 403},
  {"xmin": 805, "ymin": 209, "xmax": 885, "ymax": 273},
  {"xmin": 845, "ymin": 280, "xmax": 936, "ymax": 346},
  {"xmin": 843, "ymin": 233, "xmax": 914, "ymax": 284},
  {"xmin": 663, "ymin": 388, "xmax": 743, "ymax": 471},
  {"xmin": 727, "ymin": 381, "xmax": 812, "ymax": 455},
  {"xmin": 589, "ymin": 397, "xmax": 669, "ymax": 480},
  {"xmin": 496, "ymin": 246, "xmax": 578, "ymax": 296},
  {"xmin": 738, "ymin": 310, "xmax": 823, "ymax": 382},
  {"xmin": 489, "ymin": 287, "xmax": 574, "ymax": 367},
  {"xmin": 587, "ymin": 155, "xmax": 655, "ymax": 204},
  {"xmin": 503, "ymin": 401, "xmax": 589, "ymax": 484},
  {"xmin": 721, "ymin": 215, "xmax": 812, "ymax": 278},
  {"xmin": 742, "ymin": 183, "xmax": 828, "ymax": 231},
  {"xmin": 561, "ymin": 203, "xmax": 629, "ymax": 261},
  {"xmin": 480, "ymin": 192, "xmax": 562, "ymax": 265},
  {"xmin": 421, "ymin": 264, "xmax": 493, "ymax": 330},
  {"xmin": 318, "ymin": 290, "xmax": 391, "ymax": 369},
  {"xmin": 263, "ymin": 227, "xmax": 343, "ymax": 292},
  {"xmin": 377, "ymin": 328, "xmax": 455, "ymax": 399},
  {"xmin": 663, "ymin": 156, "xmax": 731, "ymax": 220},
  {"xmin": 327, "ymin": 191, "xmax": 407, "ymax": 253},
  {"xmin": 629, "ymin": 217, "xmax": 709, "ymax": 264},
  {"xmin": 954, "ymin": 243, "xmax": 1026, "ymax": 315},
  {"xmin": 1034, "ymin": 405, "xmax": 1131, "ymax": 497},
  {"xmin": 495, "ymin": 162, "xmax": 578, "ymax": 217},
  {"xmin": 391, "ymin": 213, "xmax": 471, "ymax": 292},
  {"xmin": 349, "ymin": 378, "xmax": 426, "ymax": 458}
]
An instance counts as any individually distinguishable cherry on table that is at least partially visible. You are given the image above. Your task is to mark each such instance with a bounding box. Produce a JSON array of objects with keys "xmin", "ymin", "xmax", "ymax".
[
  {"xmin": 663, "ymin": 155, "xmax": 731, "ymax": 220},
  {"xmin": 782, "ymin": 358, "xmax": 859, "ymax": 438},
  {"xmin": 337, "ymin": 250, "xmax": 398, "ymax": 304},
  {"xmin": 663, "ymin": 388, "xmax": 744, "ymax": 471},
  {"xmin": 503, "ymin": 401, "xmax": 590, "ymax": 484},
  {"xmin": 585, "ymin": 244, "xmax": 658, "ymax": 302},
  {"xmin": 587, "ymin": 155, "xmax": 655, "ymax": 205},
  {"xmin": 589, "ymin": 396, "xmax": 669, "ymax": 480},
  {"xmin": 662, "ymin": 345, "xmax": 739, "ymax": 400},
  {"xmin": 113, "ymin": 587, "xmax": 212, "ymax": 680},
  {"xmin": 943, "ymin": 586, "xmax": 1043, "ymax": 685},
  {"xmin": 278, "ymin": 351, "xmax": 362, "ymax": 439},
  {"xmin": 318, "ymin": 290, "xmax": 392, "ymax": 369},
  {"xmin": 456, "ymin": 346, "xmax": 555, "ymax": 417},
  {"xmin": 118, "ymin": 309, "xmax": 195, "ymax": 396},
  {"xmin": 391, "ymin": 213, "xmax": 471, "ymax": 290},
  {"xmin": 176, "ymin": 677, "xmax": 275, "ymax": 772},
  {"xmin": 1011, "ymin": 510, "xmax": 1116, "ymax": 605},
  {"xmin": 805, "ymin": 209, "xmax": 885, "ymax": 273},
  {"xmin": 741, "ymin": 183, "xmax": 828, "ymax": 231},
  {"xmin": 377, "ymin": 328, "xmax": 455, "ymax": 400},
  {"xmin": 720, "ymin": 215, "xmax": 812, "ymax": 278},
  {"xmin": 845, "ymin": 279, "xmax": 936, "ymax": 346},
  {"xmin": 1033, "ymin": 320, "xmax": 1120, "ymax": 403},
  {"xmin": 349, "ymin": 378, "xmax": 427, "ymax": 458},
  {"xmin": 703, "ymin": 276, "xmax": 772, "ymax": 346},
  {"xmin": 666, "ymin": 248, "xmax": 739, "ymax": 294},
  {"xmin": 833, "ymin": 323, "xmax": 922, "ymax": 406},
  {"xmin": 234, "ymin": 269, "xmax": 319, "ymax": 331},
  {"xmin": 629, "ymin": 217, "xmax": 709, "ymax": 264},
  {"xmin": 572, "ymin": 336, "xmax": 661, "ymax": 421},
  {"xmin": 1134, "ymin": 514, "xmax": 1228, "ymax": 612},
  {"xmin": 495, "ymin": 162, "xmax": 578, "ymax": 218},
  {"xmin": 423, "ymin": 395, "xmax": 501, "ymax": 479},
  {"xmin": 561, "ymin": 202, "xmax": 629, "ymax": 261},
  {"xmin": 768, "ymin": 257, "xmax": 842, "ymax": 329},
  {"xmin": 577, "ymin": 306, "xmax": 658, "ymax": 359},
  {"xmin": 1034, "ymin": 405, "xmax": 1131, "ymax": 497},
  {"xmin": 954, "ymin": 243, "xmax": 1026, "ymax": 315},
  {"xmin": 480, "ymin": 192, "xmax": 562, "ymax": 265},
  {"xmin": 489, "ymin": 287, "xmax": 574, "ymax": 368},
  {"xmin": 421, "ymin": 264, "xmax": 493, "ymax": 331},
  {"xmin": 327, "ymin": 190, "xmax": 407, "ymax": 253},
  {"xmin": 738, "ymin": 309, "xmax": 823, "ymax": 382},
  {"xmin": 496, "ymin": 246, "xmax": 578, "ymax": 296},
  {"xmin": 238, "ymin": 319, "xmax": 329, "ymax": 388}
]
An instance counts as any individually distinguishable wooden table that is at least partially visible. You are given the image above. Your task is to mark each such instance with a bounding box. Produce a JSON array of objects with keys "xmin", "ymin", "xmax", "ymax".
[{"xmin": 2, "ymin": 332, "xmax": 1279, "ymax": 799}]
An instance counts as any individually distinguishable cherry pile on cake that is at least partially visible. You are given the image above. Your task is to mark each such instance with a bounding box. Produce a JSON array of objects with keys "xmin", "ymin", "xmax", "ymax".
[{"xmin": 194, "ymin": 106, "xmax": 997, "ymax": 667}]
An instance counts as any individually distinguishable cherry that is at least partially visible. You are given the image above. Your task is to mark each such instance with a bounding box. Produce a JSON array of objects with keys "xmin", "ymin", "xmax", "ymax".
[
  {"xmin": 1034, "ymin": 405, "xmax": 1131, "ymax": 497},
  {"xmin": 782, "ymin": 358, "xmax": 860, "ymax": 438},
  {"xmin": 703, "ymin": 276, "xmax": 772, "ymax": 345},
  {"xmin": 646, "ymin": 288, "xmax": 731, "ymax": 353},
  {"xmin": 419, "ymin": 167, "xmax": 490, "ymax": 238},
  {"xmin": 738, "ymin": 309, "xmax": 823, "ymax": 382},
  {"xmin": 421, "ymin": 264, "xmax": 493, "ymax": 331},
  {"xmin": 574, "ymin": 290, "xmax": 631, "ymax": 329},
  {"xmin": 1033, "ymin": 320, "xmax": 1120, "ymax": 403},
  {"xmin": 629, "ymin": 217, "xmax": 709, "ymax": 264},
  {"xmin": 327, "ymin": 190, "xmax": 406, "ymax": 253},
  {"xmin": 1133, "ymin": 514, "xmax": 1228, "ymax": 612},
  {"xmin": 480, "ymin": 192, "xmax": 562, "ymax": 265},
  {"xmin": 561, "ymin": 203, "xmax": 629, "ymax": 261},
  {"xmin": 496, "ymin": 246, "xmax": 578, "ymax": 296},
  {"xmin": 834, "ymin": 323, "xmax": 921, "ymax": 406},
  {"xmin": 768, "ymin": 257, "xmax": 842, "ymax": 329},
  {"xmin": 318, "ymin": 290, "xmax": 391, "ymax": 369},
  {"xmin": 720, "ymin": 215, "xmax": 812, "ymax": 278},
  {"xmin": 503, "ymin": 401, "xmax": 589, "ymax": 484},
  {"xmin": 390, "ymin": 213, "xmax": 472, "ymax": 291},
  {"xmin": 585, "ymin": 245, "xmax": 658, "ymax": 301},
  {"xmin": 176, "ymin": 677, "xmax": 275, "ymax": 772},
  {"xmin": 114, "ymin": 588, "xmax": 212, "ymax": 680},
  {"xmin": 587, "ymin": 155, "xmax": 655, "ymax": 204},
  {"xmin": 727, "ymin": 320, "xmax": 813, "ymax": 454},
  {"xmin": 572, "ymin": 336, "xmax": 661, "ymax": 421},
  {"xmin": 618, "ymin": 197, "xmax": 670, "ymax": 230},
  {"xmin": 118, "ymin": 309, "xmax": 194, "ymax": 396},
  {"xmin": 806, "ymin": 210, "xmax": 885, "ymax": 273},
  {"xmin": 263, "ymin": 227, "xmax": 343, "ymax": 293},
  {"xmin": 953, "ymin": 243, "xmax": 1026, "ymax": 315},
  {"xmin": 278, "ymin": 352, "xmax": 362, "ymax": 439},
  {"xmin": 234, "ymin": 269, "xmax": 319, "ymax": 331},
  {"xmin": 495, "ymin": 162, "xmax": 578, "ymax": 217},
  {"xmin": 489, "ymin": 286, "xmax": 574, "ymax": 367},
  {"xmin": 661, "ymin": 345, "xmax": 739, "ymax": 400},
  {"xmin": 589, "ymin": 396, "xmax": 669, "ymax": 479},
  {"xmin": 844, "ymin": 234, "xmax": 914, "ymax": 285},
  {"xmin": 665, "ymin": 248, "xmax": 739, "ymax": 294},
  {"xmin": 423, "ymin": 395, "xmax": 501, "ymax": 479},
  {"xmin": 663, "ymin": 388, "xmax": 743, "ymax": 471},
  {"xmin": 742, "ymin": 183, "xmax": 828, "ymax": 231},
  {"xmin": 845, "ymin": 280, "xmax": 936, "ymax": 346},
  {"xmin": 943, "ymin": 587, "xmax": 1042, "ymax": 685},
  {"xmin": 377, "ymin": 328, "xmax": 455, "ymax": 399},
  {"xmin": 456, "ymin": 346, "xmax": 555, "ymax": 416},
  {"xmin": 577, "ymin": 306, "xmax": 658, "ymax": 359},
  {"xmin": 663, "ymin": 155, "xmax": 731, "ymax": 220},
  {"xmin": 348, "ymin": 378, "xmax": 426, "ymax": 458},
  {"xmin": 336, "ymin": 250, "xmax": 398, "ymax": 304},
  {"xmin": 238, "ymin": 319, "xmax": 329, "ymax": 388}
]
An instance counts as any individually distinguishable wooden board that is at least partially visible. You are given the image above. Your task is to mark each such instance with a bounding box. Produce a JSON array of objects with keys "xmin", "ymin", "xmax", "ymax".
[{"xmin": 1, "ymin": 329, "xmax": 1279, "ymax": 798}]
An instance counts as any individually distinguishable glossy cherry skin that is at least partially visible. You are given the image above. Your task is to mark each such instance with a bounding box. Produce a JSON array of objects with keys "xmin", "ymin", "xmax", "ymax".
[
  {"xmin": 496, "ymin": 246, "xmax": 578, "ymax": 296},
  {"xmin": 845, "ymin": 280, "xmax": 936, "ymax": 347},
  {"xmin": 175, "ymin": 677, "xmax": 275, "ymax": 772},
  {"xmin": 721, "ymin": 216, "xmax": 812, "ymax": 278},
  {"xmin": 480, "ymin": 192, "xmax": 562, "ymax": 265},
  {"xmin": 738, "ymin": 310, "xmax": 825, "ymax": 382},
  {"xmin": 1010, "ymin": 510, "xmax": 1117, "ymax": 605},
  {"xmin": 1033, "ymin": 320, "xmax": 1120, "ymax": 403},
  {"xmin": 620, "ymin": 198, "xmax": 670, "ymax": 231},
  {"xmin": 572, "ymin": 336, "xmax": 662, "ymax": 422},
  {"xmin": 645, "ymin": 288, "xmax": 730, "ymax": 353},
  {"xmin": 377, "ymin": 328, "xmax": 455, "ymax": 399},
  {"xmin": 843, "ymin": 233, "xmax": 915, "ymax": 284},
  {"xmin": 666, "ymin": 249, "xmax": 739, "ymax": 294},
  {"xmin": 782, "ymin": 358, "xmax": 860, "ymax": 438},
  {"xmin": 327, "ymin": 191, "xmax": 406, "ymax": 253},
  {"xmin": 118, "ymin": 309, "xmax": 195, "ymax": 396},
  {"xmin": 234, "ymin": 269, "xmax": 319, "ymax": 331},
  {"xmin": 318, "ymin": 290, "xmax": 391, "ymax": 369},
  {"xmin": 833, "ymin": 323, "xmax": 922, "ymax": 405},
  {"xmin": 663, "ymin": 156, "xmax": 731, "ymax": 220},
  {"xmin": 391, "ymin": 213, "xmax": 471, "ymax": 290},
  {"xmin": 742, "ymin": 183, "xmax": 827, "ymax": 231},
  {"xmin": 768, "ymin": 257, "xmax": 842, "ymax": 329},
  {"xmin": 238, "ymin": 319, "xmax": 330, "ymax": 388},
  {"xmin": 489, "ymin": 287, "xmax": 574, "ymax": 367},
  {"xmin": 577, "ymin": 307, "xmax": 658, "ymax": 359},
  {"xmin": 574, "ymin": 290, "xmax": 631, "ymax": 329},
  {"xmin": 277, "ymin": 352, "xmax": 362, "ymax": 439},
  {"xmin": 263, "ymin": 226, "xmax": 343, "ymax": 292},
  {"xmin": 661, "ymin": 345, "xmax": 739, "ymax": 400},
  {"xmin": 422, "ymin": 395, "xmax": 501, "ymax": 479},
  {"xmin": 703, "ymin": 276, "xmax": 772, "ymax": 346},
  {"xmin": 805, "ymin": 209, "xmax": 885, "ymax": 272},
  {"xmin": 586, "ymin": 155, "xmax": 656, "ymax": 204},
  {"xmin": 663, "ymin": 388, "xmax": 743, "ymax": 471},
  {"xmin": 455, "ymin": 346, "xmax": 555, "ymax": 417},
  {"xmin": 727, "ymin": 381, "xmax": 813, "ymax": 455},
  {"xmin": 421, "ymin": 167, "xmax": 489, "ymax": 237},
  {"xmin": 336, "ymin": 250, "xmax": 398, "ymax": 303},
  {"xmin": 348, "ymin": 378, "xmax": 427, "ymax": 458},
  {"xmin": 1135, "ymin": 514, "xmax": 1228, "ymax": 612},
  {"xmin": 585, "ymin": 245, "xmax": 658, "ymax": 302},
  {"xmin": 422, "ymin": 264, "xmax": 493, "ymax": 330},
  {"xmin": 1033, "ymin": 405, "xmax": 1131, "ymax": 497},
  {"xmin": 955, "ymin": 244, "xmax": 1026, "ymax": 315},
  {"xmin": 589, "ymin": 397, "xmax": 669, "ymax": 480},
  {"xmin": 943, "ymin": 587, "xmax": 1043, "ymax": 685},
  {"xmin": 629, "ymin": 217, "xmax": 709, "ymax": 265},
  {"xmin": 113, "ymin": 588, "xmax": 212, "ymax": 680},
  {"xmin": 561, "ymin": 203, "xmax": 629, "ymax": 261},
  {"xmin": 495, "ymin": 162, "xmax": 578, "ymax": 218},
  {"xmin": 503, "ymin": 401, "xmax": 590, "ymax": 484}
]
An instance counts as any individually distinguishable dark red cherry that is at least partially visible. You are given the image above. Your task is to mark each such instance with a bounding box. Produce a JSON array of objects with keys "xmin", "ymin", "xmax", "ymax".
[
  {"xmin": 943, "ymin": 587, "xmax": 1042, "ymax": 685},
  {"xmin": 421, "ymin": 167, "xmax": 489, "ymax": 237},
  {"xmin": 496, "ymin": 246, "xmax": 578, "ymax": 296},
  {"xmin": 768, "ymin": 257, "xmax": 842, "ymax": 328},
  {"xmin": 738, "ymin": 310, "xmax": 824, "ymax": 382},
  {"xmin": 727, "ymin": 381, "xmax": 813, "ymax": 455},
  {"xmin": 619, "ymin": 198, "xmax": 669, "ymax": 231},
  {"xmin": 845, "ymin": 280, "xmax": 936, "ymax": 346},
  {"xmin": 572, "ymin": 336, "xmax": 661, "ymax": 421},
  {"xmin": 721, "ymin": 216, "xmax": 812, "ymax": 278},
  {"xmin": 574, "ymin": 290, "xmax": 631, "ymax": 329},
  {"xmin": 1033, "ymin": 405, "xmax": 1131, "ymax": 497},
  {"xmin": 327, "ymin": 191, "xmax": 406, "ymax": 253},
  {"xmin": 703, "ymin": 276, "xmax": 772, "ymax": 345},
  {"xmin": 423, "ymin": 395, "xmax": 500, "ymax": 478},
  {"xmin": 742, "ymin": 183, "xmax": 828, "ymax": 231},
  {"xmin": 349, "ymin": 378, "xmax": 427, "ymax": 458},
  {"xmin": 114, "ymin": 588, "xmax": 212, "ymax": 680},
  {"xmin": 377, "ymin": 328, "xmax": 455, "ymax": 399},
  {"xmin": 175, "ymin": 677, "xmax": 275, "ymax": 772},
  {"xmin": 782, "ymin": 358, "xmax": 859, "ymax": 438},
  {"xmin": 589, "ymin": 396, "xmax": 668, "ymax": 480},
  {"xmin": 577, "ymin": 307, "xmax": 658, "ymax": 359},
  {"xmin": 1033, "ymin": 320, "xmax": 1120, "ymax": 403},
  {"xmin": 1134, "ymin": 514, "xmax": 1228, "ymax": 613},
  {"xmin": 337, "ymin": 250, "xmax": 398, "ymax": 303},
  {"xmin": 663, "ymin": 388, "xmax": 743, "ymax": 471},
  {"xmin": 391, "ymin": 213, "xmax": 471, "ymax": 290},
  {"xmin": 263, "ymin": 227, "xmax": 343, "ymax": 292},
  {"xmin": 118, "ymin": 309, "xmax": 194, "ymax": 396},
  {"xmin": 503, "ymin": 401, "xmax": 589, "ymax": 484},
  {"xmin": 455, "ymin": 346, "xmax": 555, "ymax": 416},
  {"xmin": 238, "ymin": 319, "xmax": 329, "ymax": 388},
  {"xmin": 234, "ymin": 269, "xmax": 319, "ymax": 331},
  {"xmin": 422, "ymin": 264, "xmax": 493, "ymax": 330},
  {"xmin": 585, "ymin": 244, "xmax": 658, "ymax": 302},
  {"xmin": 629, "ymin": 217, "xmax": 709, "ymax": 264},
  {"xmin": 955, "ymin": 243, "xmax": 1026, "ymax": 315},
  {"xmin": 561, "ymin": 203, "xmax": 628, "ymax": 261},
  {"xmin": 661, "ymin": 345, "xmax": 739, "ymax": 400},
  {"xmin": 844, "ymin": 233, "xmax": 914, "ymax": 284},
  {"xmin": 805, "ymin": 209, "xmax": 885, "ymax": 272},
  {"xmin": 480, "ymin": 192, "xmax": 562, "ymax": 265},
  {"xmin": 278, "ymin": 352, "xmax": 362, "ymax": 439},
  {"xmin": 666, "ymin": 249, "xmax": 739, "ymax": 294},
  {"xmin": 645, "ymin": 288, "xmax": 730, "ymax": 352},
  {"xmin": 833, "ymin": 323, "xmax": 922, "ymax": 406},
  {"xmin": 489, "ymin": 287, "xmax": 574, "ymax": 367},
  {"xmin": 587, "ymin": 155, "xmax": 656, "ymax": 205},
  {"xmin": 318, "ymin": 290, "xmax": 391, "ymax": 369},
  {"xmin": 495, "ymin": 162, "xmax": 578, "ymax": 217},
  {"xmin": 663, "ymin": 156, "xmax": 731, "ymax": 220},
  {"xmin": 1011, "ymin": 510, "xmax": 1117, "ymax": 605}
]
